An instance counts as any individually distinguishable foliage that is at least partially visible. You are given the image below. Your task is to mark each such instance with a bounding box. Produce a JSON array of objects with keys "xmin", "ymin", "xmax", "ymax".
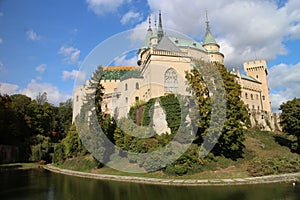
[
  {"xmin": 0, "ymin": 92, "xmax": 73, "ymax": 163},
  {"xmin": 247, "ymin": 156, "xmax": 300, "ymax": 176},
  {"xmin": 29, "ymin": 134, "xmax": 52, "ymax": 162},
  {"xmin": 185, "ymin": 61, "xmax": 249, "ymax": 159},
  {"xmin": 62, "ymin": 124, "xmax": 86, "ymax": 158},
  {"xmin": 165, "ymin": 144, "xmax": 204, "ymax": 175},
  {"xmin": 280, "ymin": 98, "xmax": 300, "ymax": 152},
  {"xmin": 141, "ymin": 98, "xmax": 156, "ymax": 126},
  {"xmin": 160, "ymin": 94, "xmax": 181, "ymax": 133}
]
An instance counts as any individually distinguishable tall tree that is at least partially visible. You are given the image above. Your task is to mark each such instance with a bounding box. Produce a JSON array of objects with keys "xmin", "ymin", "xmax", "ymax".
[
  {"xmin": 186, "ymin": 61, "xmax": 249, "ymax": 159},
  {"xmin": 280, "ymin": 98, "xmax": 300, "ymax": 152}
]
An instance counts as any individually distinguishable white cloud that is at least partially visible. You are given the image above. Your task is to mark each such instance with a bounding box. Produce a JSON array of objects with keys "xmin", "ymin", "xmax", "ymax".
[
  {"xmin": 58, "ymin": 45, "xmax": 81, "ymax": 65},
  {"xmin": 113, "ymin": 54, "xmax": 137, "ymax": 66},
  {"xmin": 121, "ymin": 11, "xmax": 143, "ymax": 25},
  {"xmin": 134, "ymin": 0, "xmax": 300, "ymax": 67},
  {"xmin": 0, "ymin": 83, "xmax": 19, "ymax": 95},
  {"xmin": 86, "ymin": 0, "xmax": 127, "ymax": 15},
  {"xmin": 0, "ymin": 37, "xmax": 3, "ymax": 44},
  {"xmin": 26, "ymin": 29, "xmax": 40, "ymax": 41},
  {"xmin": 19, "ymin": 80, "xmax": 72, "ymax": 105},
  {"xmin": 35, "ymin": 64, "xmax": 47, "ymax": 73},
  {"xmin": 269, "ymin": 62, "xmax": 300, "ymax": 112},
  {"xmin": 62, "ymin": 70, "xmax": 86, "ymax": 82}
]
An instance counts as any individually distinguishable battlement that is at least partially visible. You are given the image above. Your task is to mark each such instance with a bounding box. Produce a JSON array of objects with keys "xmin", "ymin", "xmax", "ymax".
[{"xmin": 244, "ymin": 59, "xmax": 267, "ymax": 70}]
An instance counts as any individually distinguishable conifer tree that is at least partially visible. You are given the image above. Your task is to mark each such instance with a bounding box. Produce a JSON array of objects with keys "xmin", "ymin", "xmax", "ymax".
[{"xmin": 186, "ymin": 61, "xmax": 249, "ymax": 159}]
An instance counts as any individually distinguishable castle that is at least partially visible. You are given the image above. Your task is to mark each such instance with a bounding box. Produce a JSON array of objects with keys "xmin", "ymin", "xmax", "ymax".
[{"xmin": 73, "ymin": 12, "xmax": 279, "ymax": 131}]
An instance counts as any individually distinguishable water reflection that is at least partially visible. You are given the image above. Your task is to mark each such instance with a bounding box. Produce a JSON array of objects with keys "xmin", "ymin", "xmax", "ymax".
[{"xmin": 0, "ymin": 169, "xmax": 299, "ymax": 200}]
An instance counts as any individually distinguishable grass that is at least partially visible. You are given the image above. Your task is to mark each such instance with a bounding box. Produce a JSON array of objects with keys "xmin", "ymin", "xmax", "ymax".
[
  {"xmin": 58, "ymin": 128, "xmax": 300, "ymax": 180},
  {"xmin": 0, "ymin": 162, "xmax": 41, "ymax": 169}
]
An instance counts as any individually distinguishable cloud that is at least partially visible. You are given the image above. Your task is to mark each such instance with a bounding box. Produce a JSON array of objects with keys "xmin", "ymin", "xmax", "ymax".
[
  {"xmin": 58, "ymin": 45, "xmax": 81, "ymax": 65},
  {"xmin": 62, "ymin": 70, "xmax": 86, "ymax": 82},
  {"xmin": 0, "ymin": 37, "xmax": 3, "ymax": 44},
  {"xmin": 19, "ymin": 80, "xmax": 72, "ymax": 105},
  {"xmin": 26, "ymin": 29, "xmax": 40, "ymax": 41},
  {"xmin": 121, "ymin": 11, "xmax": 143, "ymax": 25},
  {"xmin": 0, "ymin": 83, "xmax": 19, "ymax": 95},
  {"xmin": 134, "ymin": 0, "xmax": 300, "ymax": 67},
  {"xmin": 35, "ymin": 64, "xmax": 47, "ymax": 73},
  {"xmin": 86, "ymin": 0, "xmax": 127, "ymax": 15},
  {"xmin": 269, "ymin": 62, "xmax": 300, "ymax": 112},
  {"xmin": 113, "ymin": 54, "xmax": 137, "ymax": 66}
]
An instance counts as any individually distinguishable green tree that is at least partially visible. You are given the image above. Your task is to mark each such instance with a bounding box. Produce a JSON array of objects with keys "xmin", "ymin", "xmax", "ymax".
[
  {"xmin": 62, "ymin": 124, "xmax": 86, "ymax": 158},
  {"xmin": 280, "ymin": 98, "xmax": 300, "ymax": 152},
  {"xmin": 186, "ymin": 61, "xmax": 249, "ymax": 159}
]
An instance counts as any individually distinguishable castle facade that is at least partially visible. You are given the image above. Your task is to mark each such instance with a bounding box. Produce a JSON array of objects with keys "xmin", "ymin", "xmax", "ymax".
[{"xmin": 73, "ymin": 12, "xmax": 277, "ymax": 130}]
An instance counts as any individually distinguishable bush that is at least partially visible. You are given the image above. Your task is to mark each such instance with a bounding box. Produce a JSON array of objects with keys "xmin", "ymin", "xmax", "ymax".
[{"xmin": 247, "ymin": 156, "xmax": 300, "ymax": 176}]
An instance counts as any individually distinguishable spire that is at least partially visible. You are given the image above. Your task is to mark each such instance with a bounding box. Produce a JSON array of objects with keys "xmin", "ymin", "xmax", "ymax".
[
  {"xmin": 203, "ymin": 11, "xmax": 217, "ymax": 45},
  {"xmin": 148, "ymin": 14, "xmax": 152, "ymax": 31},
  {"xmin": 142, "ymin": 14, "xmax": 153, "ymax": 49},
  {"xmin": 157, "ymin": 10, "xmax": 164, "ymax": 42}
]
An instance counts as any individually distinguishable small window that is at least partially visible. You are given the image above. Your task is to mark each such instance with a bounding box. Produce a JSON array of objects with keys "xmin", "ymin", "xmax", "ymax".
[
  {"xmin": 125, "ymin": 97, "xmax": 128, "ymax": 103},
  {"xmin": 252, "ymin": 105, "xmax": 255, "ymax": 109},
  {"xmin": 136, "ymin": 82, "xmax": 139, "ymax": 89},
  {"xmin": 262, "ymin": 95, "xmax": 265, "ymax": 101},
  {"xmin": 261, "ymin": 115, "xmax": 264, "ymax": 119},
  {"xmin": 245, "ymin": 93, "xmax": 248, "ymax": 99},
  {"xmin": 256, "ymin": 75, "xmax": 259, "ymax": 79},
  {"xmin": 125, "ymin": 83, "xmax": 128, "ymax": 91},
  {"xmin": 76, "ymin": 95, "xmax": 79, "ymax": 102},
  {"xmin": 135, "ymin": 96, "xmax": 139, "ymax": 102},
  {"xmin": 251, "ymin": 94, "xmax": 254, "ymax": 100},
  {"xmin": 256, "ymin": 94, "xmax": 259, "ymax": 100}
]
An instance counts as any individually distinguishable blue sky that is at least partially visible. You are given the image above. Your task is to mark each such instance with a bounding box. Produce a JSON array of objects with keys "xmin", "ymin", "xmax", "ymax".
[{"xmin": 0, "ymin": 0, "xmax": 299, "ymax": 112}]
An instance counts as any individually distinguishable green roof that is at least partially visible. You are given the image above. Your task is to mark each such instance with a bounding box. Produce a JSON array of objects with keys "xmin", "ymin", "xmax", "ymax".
[
  {"xmin": 203, "ymin": 29, "xmax": 217, "ymax": 45},
  {"xmin": 241, "ymin": 74, "xmax": 261, "ymax": 83},
  {"xmin": 168, "ymin": 36, "xmax": 207, "ymax": 52}
]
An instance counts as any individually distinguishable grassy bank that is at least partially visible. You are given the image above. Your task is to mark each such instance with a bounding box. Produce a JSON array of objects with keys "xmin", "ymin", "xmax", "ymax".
[
  {"xmin": 57, "ymin": 129, "xmax": 300, "ymax": 180},
  {"xmin": 0, "ymin": 162, "xmax": 42, "ymax": 170}
]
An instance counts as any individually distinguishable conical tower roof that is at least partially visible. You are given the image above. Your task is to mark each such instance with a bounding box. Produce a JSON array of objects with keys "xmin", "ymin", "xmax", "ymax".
[
  {"xmin": 203, "ymin": 14, "xmax": 217, "ymax": 45},
  {"xmin": 141, "ymin": 15, "xmax": 153, "ymax": 49}
]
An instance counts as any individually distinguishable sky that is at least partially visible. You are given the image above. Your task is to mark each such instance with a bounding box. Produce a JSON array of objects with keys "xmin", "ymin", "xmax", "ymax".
[{"xmin": 0, "ymin": 0, "xmax": 299, "ymax": 112}]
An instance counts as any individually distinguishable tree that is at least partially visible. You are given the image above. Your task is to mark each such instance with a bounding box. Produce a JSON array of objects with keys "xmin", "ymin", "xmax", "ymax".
[
  {"xmin": 186, "ymin": 61, "xmax": 249, "ymax": 159},
  {"xmin": 280, "ymin": 98, "xmax": 300, "ymax": 152}
]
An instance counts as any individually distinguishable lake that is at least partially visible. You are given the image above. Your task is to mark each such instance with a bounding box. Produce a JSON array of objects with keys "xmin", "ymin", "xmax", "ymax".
[{"xmin": 0, "ymin": 168, "xmax": 299, "ymax": 200}]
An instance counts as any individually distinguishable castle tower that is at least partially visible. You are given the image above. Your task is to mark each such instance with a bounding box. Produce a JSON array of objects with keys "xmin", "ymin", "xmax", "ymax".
[
  {"xmin": 243, "ymin": 59, "xmax": 272, "ymax": 112},
  {"xmin": 202, "ymin": 12, "xmax": 224, "ymax": 64}
]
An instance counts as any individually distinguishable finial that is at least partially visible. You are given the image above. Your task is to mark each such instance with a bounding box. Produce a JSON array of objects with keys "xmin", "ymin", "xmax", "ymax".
[
  {"xmin": 205, "ymin": 10, "xmax": 210, "ymax": 29},
  {"xmin": 148, "ymin": 14, "xmax": 151, "ymax": 28}
]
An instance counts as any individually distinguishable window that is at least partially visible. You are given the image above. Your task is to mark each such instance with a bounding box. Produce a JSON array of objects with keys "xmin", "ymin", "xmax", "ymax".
[
  {"xmin": 76, "ymin": 95, "xmax": 79, "ymax": 102},
  {"xmin": 262, "ymin": 95, "xmax": 265, "ymax": 101},
  {"xmin": 135, "ymin": 96, "xmax": 139, "ymax": 102},
  {"xmin": 164, "ymin": 68, "xmax": 178, "ymax": 93},
  {"xmin": 245, "ymin": 93, "xmax": 248, "ymax": 99},
  {"xmin": 251, "ymin": 94, "xmax": 254, "ymax": 100},
  {"xmin": 256, "ymin": 94, "xmax": 259, "ymax": 100},
  {"xmin": 256, "ymin": 75, "xmax": 259, "ymax": 79},
  {"xmin": 136, "ymin": 82, "xmax": 139, "ymax": 89},
  {"xmin": 258, "ymin": 106, "xmax": 260, "ymax": 110},
  {"xmin": 252, "ymin": 105, "xmax": 255, "ymax": 109},
  {"xmin": 261, "ymin": 115, "xmax": 264, "ymax": 119},
  {"xmin": 125, "ymin": 83, "xmax": 128, "ymax": 91},
  {"xmin": 125, "ymin": 97, "xmax": 128, "ymax": 103}
]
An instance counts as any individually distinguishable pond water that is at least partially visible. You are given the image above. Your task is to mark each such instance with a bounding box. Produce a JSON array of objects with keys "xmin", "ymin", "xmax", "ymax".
[{"xmin": 0, "ymin": 168, "xmax": 299, "ymax": 200}]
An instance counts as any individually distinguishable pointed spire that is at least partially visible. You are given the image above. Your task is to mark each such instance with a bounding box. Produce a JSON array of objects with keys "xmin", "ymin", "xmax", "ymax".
[
  {"xmin": 203, "ymin": 11, "xmax": 217, "ymax": 45},
  {"xmin": 141, "ymin": 14, "xmax": 153, "ymax": 49},
  {"xmin": 148, "ymin": 14, "xmax": 152, "ymax": 31},
  {"xmin": 157, "ymin": 10, "xmax": 164, "ymax": 42}
]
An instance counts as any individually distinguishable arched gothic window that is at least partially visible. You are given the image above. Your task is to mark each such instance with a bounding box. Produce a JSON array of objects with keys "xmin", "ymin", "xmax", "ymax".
[{"xmin": 164, "ymin": 68, "xmax": 178, "ymax": 93}]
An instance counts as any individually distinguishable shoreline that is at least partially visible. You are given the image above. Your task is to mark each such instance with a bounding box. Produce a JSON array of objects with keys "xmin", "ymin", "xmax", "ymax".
[{"xmin": 43, "ymin": 164, "xmax": 300, "ymax": 186}]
